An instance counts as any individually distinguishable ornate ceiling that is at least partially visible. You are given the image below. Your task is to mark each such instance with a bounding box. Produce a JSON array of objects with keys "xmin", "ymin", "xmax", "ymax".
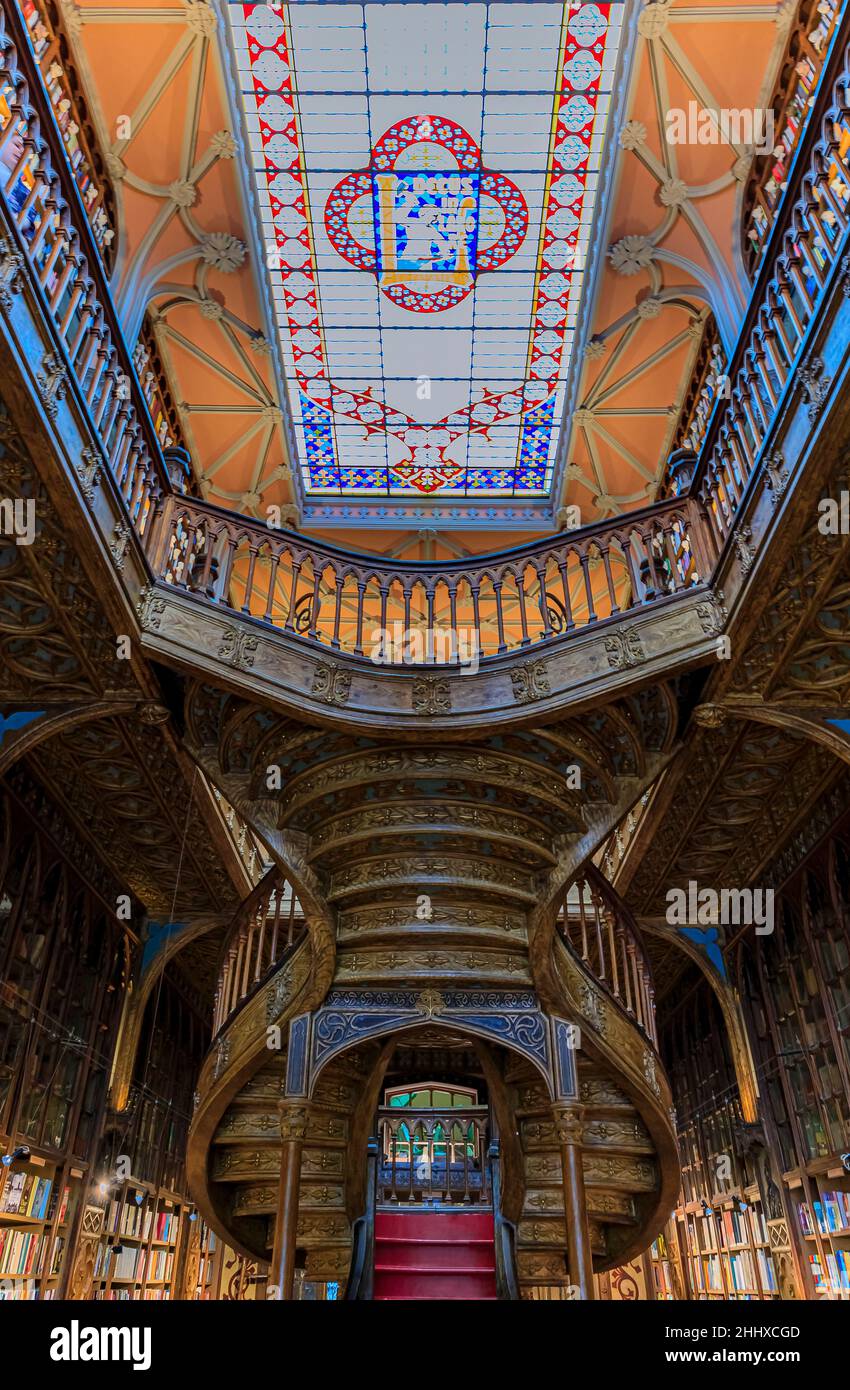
[{"xmin": 63, "ymin": 0, "xmax": 793, "ymax": 554}]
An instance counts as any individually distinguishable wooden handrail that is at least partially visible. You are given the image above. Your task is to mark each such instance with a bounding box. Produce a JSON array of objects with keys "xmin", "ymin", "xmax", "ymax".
[
  {"xmin": 154, "ymin": 489, "xmax": 706, "ymax": 661},
  {"xmin": 211, "ymin": 867, "xmax": 305, "ymax": 1037},
  {"xmin": 690, "ymin": 21, "xmax": 850, "ymax": 550},
  {"xmin": 490, "ymin": 1139, "xmax": 520, "ymax": 1301},
  {"xmin": 0, "ymin": 2, "xmax": 170, "ymax": 543},
  {"xmin": 557, "ymin": 862, "xmax": 657, "ymax": 1047},
  {"xmin": 345, "ymin": 1136, "xmax": 378, "ymax": 1301}
]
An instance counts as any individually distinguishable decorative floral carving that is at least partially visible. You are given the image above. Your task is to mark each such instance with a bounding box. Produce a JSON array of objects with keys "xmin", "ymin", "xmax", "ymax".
[
  {"xmin": 137, "ymin": 583, "xmax": 167, "ymax": 631},
  {"xmin": 311, "ymin": 661, "xmax": 351, "ymax": 706},
  {"xmin": 200, "ymin": 232, "xmax": 247, "ymax": 273},
  {"xmin": 764, "ymin": 449, "xmax": 789, "ymax": 503},
  {"xmin": 279, "ymin": 1101, "xmax": 310, "ymax": 1143},
  {"xmin": 218, "ymin": 626, "xmax": 258, "ymax": 670},
  {"xmin": 658, "ymin": 177, "xmax": 688, "ymax": 208},
  {"xmin": 0, "ymin": 235, "xmax": 24, "ymax": 312},
  {"xmin": 510, "ymin": 660, "xmax": 550, "ymax": 704},
  {"xmin": 732, "ymin": 524, "xmax": 755, "ymax": 575},
  {"xmin": 412, "ymin": 676, "xmax": 451, "ymax": 715},
  {"xmin": 74, "ymin": 447, "xmax": 102, "ymax": 504},
  {"xmin": 609, "ymin": 234, "xmax": 655, "ymax": 276},
  {"xmin": 696, "ymin": 591, "xmax": 727, "ymax": 635},
  {"xmin": 168, "ymin": 179, "xmax": 197, "ymax": 208},
  {"xmin": 618, "ymin": 120, "xmax": 646, "ymax": 150},
  {"xmin": 109, "ymin": 521, "xmax": 132, "ymax": 572},
  {"xmin": 637, "ymin": 1, "xmax": 670, "ymax": 38},
  {"xmin": 551, "ymin": 1105, "xmax": 584, "ymax": 1146},
  {"xmin": 604, "ymin": 627, "xmax": 645, "ymax": 670},
  {"xmin": 36, "ymin": 353, "xmax": 68, "ymax": 420},
  {"xmin": 799, "ymin": 353, "xmax": 832, "ymax": 424}
]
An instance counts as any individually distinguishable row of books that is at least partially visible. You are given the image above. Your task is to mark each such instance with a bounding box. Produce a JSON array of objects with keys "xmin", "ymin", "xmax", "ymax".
[
  {"xmin": 0, "ymin": 1171, "xmax": 52, "ymax": 1219},
  {"xmin": 0, "ymin": 1228, "xmax": 47, "ymax": 1277},
  {"xmin": 106, "ymin": 1198, "xmax": 153, "ymax": 1240},
  {"xmin": 809, "ymin": 1250, "xmax": 850, "ymax": 1294},
  {"xmin": 814, "ymin": 1190, "xmax": 850, "ymax": 1235},
  {"xmin": 799, "ymin": 1190, "xmax": 850, "ymax": 1237},
  {"xmin": 144, "ymin": 1248, "xmax": 174, "ymax": 1283},
  {"xmin": 154, "ymin": 1209, "xmax": 179, "ymax": 1244}
]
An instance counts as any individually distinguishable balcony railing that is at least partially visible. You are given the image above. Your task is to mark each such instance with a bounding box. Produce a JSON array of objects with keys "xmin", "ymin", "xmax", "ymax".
[
  {"xmin": 376, "ymin": 1105, "xmax": 491, "ymax": 1208},
  {"xmin": 153, "ymin": 490, "xmax": 705, "ymax": 661},
  {"xmin": 694, "ymin": 26, "xmax": 850, "ymax": 552},
  {"xmin": 211, "ymin": 867, "xmax": 305, "ymax": 1037},
  {"xmin": 556, "ymin": 863, "xmax": 657, "ymax": 1046},
  {"xmin": 13, "ymin": 0, "xmax": 116, "ymax": 264},
  {"xmin": 1, "ymin": 0, "xmax": 848, "ymax": 678},
  {"xmin": 0, "ymin": 2, "xmax": 169, "ymax": 547},
  {"xmin": 743, "ymin": 0, "xmax": 844, "ymax": 275}
]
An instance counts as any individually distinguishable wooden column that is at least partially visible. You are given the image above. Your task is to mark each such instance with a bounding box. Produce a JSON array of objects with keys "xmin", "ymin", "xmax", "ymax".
[
  {"xmin": 552, "ymin": 1104, "xmax": 595, "ymax": 1300},
  {"xmin": 268, "ymin": 1100, "xmax": 309, "ymax": 1301}
]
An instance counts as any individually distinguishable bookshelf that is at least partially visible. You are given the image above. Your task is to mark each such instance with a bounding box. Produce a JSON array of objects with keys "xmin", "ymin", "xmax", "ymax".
[
  {"xmin": 648, "ymin": 1231, "xmax": 676, "ymax": 1300},
  {"xmin": 92, "ymin": 1178, "xmax": 188, "ymax": 1301},
  {"xmin": 0, "ymin": 1152, "xmax": 83, "ymax": 1300},
  {"xmin": 674, "ymin": 1188, "xmax": 780, "ymax": 1301},
  {"xmin": 792, "ymin": 1170, "xmax": 850, "ymax": 1299}
]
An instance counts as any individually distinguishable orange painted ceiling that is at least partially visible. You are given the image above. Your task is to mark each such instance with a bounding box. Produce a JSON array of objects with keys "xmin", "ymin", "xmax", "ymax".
[{"xmin": 65, "ymin": 0, "xmax": 790, "ymax": 559}]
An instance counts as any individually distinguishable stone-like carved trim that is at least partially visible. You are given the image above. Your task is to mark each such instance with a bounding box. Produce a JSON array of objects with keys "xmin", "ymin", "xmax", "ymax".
[{"xmin": 309, "ymin": 987, "xmax": 553, "ymax": 1094}]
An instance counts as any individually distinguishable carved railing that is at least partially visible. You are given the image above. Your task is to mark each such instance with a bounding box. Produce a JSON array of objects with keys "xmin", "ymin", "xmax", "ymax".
[
  {"xmin": 211, "ymin": 867, "xmax": 305, "ymax": 1036},
  {"xmin": 208, "ymin": 782, "xmax": 268, "ymax": 886},
  {"xmin": 0, "ymin": 0, "xmax": 847, "ymax": 686},
  {"xmin": 153, "ymin": 490, "xmax": 707, "ymax": 661},
  {"xmin": 595, "ymin": 786, "xmax": 655, "ymax": 885},
  {"xmin": 743, "ymin": 0, "xmax": 843, "ymax": 275},
  {"xmin": 13, "ymin": 0, "xmax": 116, "ymax": 264},
  {"xmin": 556, "ymin": 863, "xmax": 657, "ymax": 1046},
  {"xmin": 0, "ymin": 3, "xmax": 169, "ymax": 546},
  {"xmin": 666, "ymin": 313, "xmax": 724, "ymax": 466},
  {"xmin": 694, "ymin": 26, "xmax": 850, "ymax": 554},
  {"xmin": 376, "ymin": 1105, "xmax": 490, "ymax": 1206},
  {"xmin": 489, "ymin": 1140, "xmax": 519, "ymax": 1300}
]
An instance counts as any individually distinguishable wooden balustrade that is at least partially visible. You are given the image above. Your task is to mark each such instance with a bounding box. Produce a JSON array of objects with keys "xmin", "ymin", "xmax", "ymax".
[
  {"xmin": 13, "ymin": 0, "xmax": 117, "ymax": 264},
  {"xmin": 694, "ymin": 29, "xmax": 850, "ymax": 554},
  {"xmin": 0, "ymin": 2, "xmax": 847, "ymax": 686},
  {"xmin": 154, "ymin": 489, "xmax": 706, "ymax": 661},
  {"xmin": 556, "ymin": 863, "xmax": 657, "ymax": 1046},
  {"xmin": 743, "ymin": 0, "xmax": 843, "ymax": 275},
  {"xmin": 376, "ymin": 1106, "xmax": 490, "ymax": 1207},
  {"xmin": 211, "ymin": 868, "xmax": 305, "ymax": 1036},
  {"xmin": 0, "ymin": 3, "xmax": 170, "ymax": 549}
]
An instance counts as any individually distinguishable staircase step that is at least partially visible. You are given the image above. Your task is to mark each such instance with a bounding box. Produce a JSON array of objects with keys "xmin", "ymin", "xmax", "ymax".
[
  {"xmin": 375, "ymin": 1210, "xmax": 494, "ymax": 1241},
  {"xmin": 376, "ymin": 1239, "xmax": 494, "ymax": 1271},
  {"xmin": 373, "ymin": 1269, "xmax": 497, "ymax": 1299},
  {"xmin": 376, "ymin": 1295, "xmax": 498, "ymax": 1301}
]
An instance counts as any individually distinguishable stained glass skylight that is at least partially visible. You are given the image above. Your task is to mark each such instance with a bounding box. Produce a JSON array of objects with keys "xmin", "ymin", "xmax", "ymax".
[{"xmin": 227, "ymin": 2, "xmax": 626, "ymax": 502}]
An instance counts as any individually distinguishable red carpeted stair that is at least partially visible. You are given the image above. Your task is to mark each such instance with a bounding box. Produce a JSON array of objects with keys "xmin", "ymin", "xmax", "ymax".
[{"xmin": 374, "ymin": 1210, "xmax": 497, "ymax": 1300}]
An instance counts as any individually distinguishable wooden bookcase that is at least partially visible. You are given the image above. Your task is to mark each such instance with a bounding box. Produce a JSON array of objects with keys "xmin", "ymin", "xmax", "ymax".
[
  {"xmin": 674, "ymin": 1188, "xmax": 779, "ymax": 1300},
  {"xmin": 648, "ymin": 1232, "xmax": 676, "ymax": 1299},
  {"xmin": 92, "ymin": 1177, "xmax": 188, "ymax": 1301},
  {"xmin": 789, "ymin": 1166, "xmax": 850, "ymax": 1298},
  {"xmin": 0, "ymin": 1150, "xmax": 85, "ymax": 1300}
]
